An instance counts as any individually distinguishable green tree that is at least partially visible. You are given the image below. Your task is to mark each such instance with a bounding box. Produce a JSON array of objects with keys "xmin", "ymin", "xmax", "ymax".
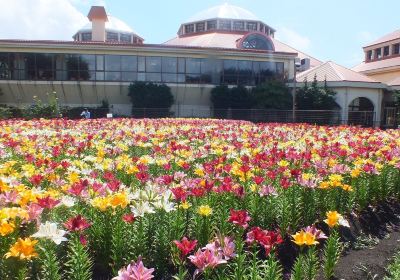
[
  {"xmin": 252, "ymin": 79, "xmax": 292, "ymax": 109},
  {"xmin": 296, "ymin": 75, "xmax": 338, "ymax": 110},
  {"xmin": 230, "ymin": 85, "xmax": 254, "ymax": 109},
  {"xmin": 128, "ymin": 81, "xmax": 174, "ymax": 109},
  {"xmin": 210, "ymin": 85, "xmax": 231, "ymax": 109}
]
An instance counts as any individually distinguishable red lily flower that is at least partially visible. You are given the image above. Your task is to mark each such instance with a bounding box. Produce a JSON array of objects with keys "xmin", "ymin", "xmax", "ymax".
[
  {"xmin": 37, "ymin": 196, "xmax": 60, "ymax": 209},
  {"xmin": 228, "ymin": 209, "xmax": 251, "ymax": 229},
  {"xmin": 122, "ymin": 213, "xmax": 136, "ymax": 223},
  {"xmin": 174, "ymin": 237, "xmax": 197, "ymax": 257},
  {"xmin": 64, "ymin": 215, "xmax": 91, "ymax": 232}
]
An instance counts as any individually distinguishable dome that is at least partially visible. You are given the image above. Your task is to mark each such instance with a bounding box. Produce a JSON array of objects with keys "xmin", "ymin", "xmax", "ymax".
[
  {"xmin": 186, "ymin": 3, "xmax": 260, "ymax": 23},
  {"xmin": 178, "ymin": 3, "xmax": 275, "ymax": 38},
  {"xmin": 78, "ymin": 15, "xmax": 140, "ymax": 36}
]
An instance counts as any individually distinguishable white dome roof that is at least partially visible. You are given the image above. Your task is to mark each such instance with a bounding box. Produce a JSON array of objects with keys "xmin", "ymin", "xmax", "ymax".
[
  {"xmin": 78, "ymin": 15, "xmax": 140, "ymax": 36},
  {"xmin": 187, "ymin": 3, "xmax": 260, "ymax": 23}
]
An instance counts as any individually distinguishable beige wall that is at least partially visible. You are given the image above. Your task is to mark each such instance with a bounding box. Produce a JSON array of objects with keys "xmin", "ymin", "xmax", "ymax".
[
  {"xmin": 365, "ymin": 70, "xmax": 400, "ymax": 84},
  {"xmin": 0, "ymin": 81, "xmax": 217, "ymax": 117},
  {"xmin": 333, "ymin": 86, "xmax": 383, "ymax": 127}
]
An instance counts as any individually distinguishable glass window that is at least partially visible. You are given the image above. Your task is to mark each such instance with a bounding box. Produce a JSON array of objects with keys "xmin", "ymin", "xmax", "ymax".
[
  {"xmin": 81, "ymin": 33, "xmax": 92, "ymax": 41},
  {"xmin": 121, "ymin": 56, "xmax": 137, "ymax": 71},
  {"xmin": 80, "ymin": 55, "xmax": 96, "ymax": 71},
  {"xmin": 393, "ymin": 44, "xmax": 400, "ymax": 55},
  {"xmin": 178, "ymin": 58, "xmax": 185, "ymax": 73},
  {"xmin": 36, "ymin": 53, "xmax": 54, "ymax": 80},
  {"xmin": 223, "ymin": 60, "xmax": 237, "ymax": 73},
  {"xmin": 233, "ymin": 21, "xmax": 245, "ymax": 31},
  {"xmin": 186, "ymin": 58, "xmax": 201, "ymax": 73},
  {"xmin": 138, "ymin": 56, "xmax": 145, "ymax": 72},
  {"xmin": 0, "ymin": 53, "xmax": 10, "ymax": 80},
  {"xmin": 367, "ymin": 50, "xmax": 373, "ymax": 61},
  {"xmin": 107, "ymin": 32, "xmax": 119, "ymax": 41},
  {"xmin": 185, "ymin": 74, "xmax": 201, "ymax": 83},
  {"xmin": 146, "ymin": 73, "xmax": 161, "ymax": 82},
  {"xmin": 219, "ymin": 20, "xmax": 231, "ymax": 30},
  {"xmin": 237, "ymin": 60, "xmax": 253, "ymax": 85},
  {"xmin": 105, "ymin": 55, "xmax": 121, "ymax": 71},
  {"xmin": 55, "ymin": 54, "xmax": 66, "ymax": 71},
  {"xmin": 23, "ymin": 53, "xmax": 36, "ymax": 80},
  {"xmin": 200, "ymin": 59, "xmax": 212, "ymax": 83},
  {"xmin": 223, "ymin": 60, "xmax": 237, "ymax": 84},
  {"xmin": 162, "ymin": 57, "xmax": 177, "ymax": 73},
  {"xmin": 257, "ymin": 61, "xmax": 275, "ymax": 84},
  {"xmin": 105, "ymin": 71, "xmax": 121, "ymax": 81},
  {"xmin": 207, "ymin": 20, "xmax": 217, "ymax": 30},
  {"xmin": 276, "ymin": 62, "xmax": 284, "ymax": 76},
  {"xmin": 241, "ymin": 34, "xmax": 274, "ymax": 51},
  {"xmin": 122, "ymin": 72, "xmax": 137, "ymax": 81},
  {"xmin": 96, "ymin": 55, "xmax": 104, "ymax": 71},
  {"xmin": 375, "ymin": 48, "xmax": 382, "ymax": 59},
  {"xmin": 383, "ymin": 46, "xmax": 390, "ymax": 57},
  {"xmin": 196, "ymin": 22, "xmax": 205, "ymax": 32},
  {"xmin": 138, "ymin": 73, "xmax": 146, "ymax": 81},
  {"xmin": 177, "ymin": 74, "xmax": 185, "ymax": 83},
  {"xmin": 247, "ymin": 22, "xmax": 257, "ymax": 31},
  {"xmin": 185, "ymin": 24, "xmax": 194, "ymax": 34},
  {"xmin": 146, "ymin": 57, "xmax": 161, "ymax": 72},
  {"xmin": 66, "ymin": 54, "xmax": 79, "ymax": 70},
  {"xmin": 120, "ymin": 34, "xmax": 132, "ymax": 43},
  {"xmin": 162, "ymin": 73, "xmax": 177, "ymax": 83},
  {"xmin": 96, "ymin": 71, "xmax": 104, "ymax": 81}
]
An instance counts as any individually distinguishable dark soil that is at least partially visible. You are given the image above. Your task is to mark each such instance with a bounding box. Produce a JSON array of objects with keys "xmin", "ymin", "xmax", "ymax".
[
  {"xmin": 332, "ymin": 200, "xmax": 400, "ymax": 280},
  {"xmin": 277, "ymin": 200, "xmax": 400, "ymax": 280}
]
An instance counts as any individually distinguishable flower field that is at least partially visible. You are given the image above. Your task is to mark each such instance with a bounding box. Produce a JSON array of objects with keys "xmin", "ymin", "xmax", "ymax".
[{"xmin": 0, "ymin": 118, "xmax": 399, "ymax": 280}]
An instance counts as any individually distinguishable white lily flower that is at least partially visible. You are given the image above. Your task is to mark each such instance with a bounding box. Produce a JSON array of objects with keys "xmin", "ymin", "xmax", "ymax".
[
  {"xmin": 31, "ymin": 222, "xmax": 68, "ymax": 245},
  {"xmin": 60, "ymin": 196, "xmax": 76, "ymax": 208},
  {"xmin": 339, "ymin": 217, "xmax": 350, "ymax": 228},
  {"xmin": 131, "ymin": 201, "xmax": 155, "ymax": 217}
]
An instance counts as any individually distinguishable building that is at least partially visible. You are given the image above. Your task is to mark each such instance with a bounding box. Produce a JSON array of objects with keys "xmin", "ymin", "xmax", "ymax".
[
  {"xmin": 296, "ymin": 61, "xmax": 386, "ymax": 127},
  {"xmin": 352, "ymin": 30, "xmax": 400, "ymax": 88},
  {"xmin": 352, "ymin": 29, "xmax": 400, "ymax": 126},
  {"xmin": 0, "ymin": 4, "xmax": 318, "ymax": 117},
  {"xmin": 0, "ymin": 3, "xmax": 391, "ymax": 126}
]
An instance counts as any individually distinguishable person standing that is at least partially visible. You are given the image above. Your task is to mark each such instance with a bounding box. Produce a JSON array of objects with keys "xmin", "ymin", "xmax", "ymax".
[{"xmin": 80, "ymin": 108, "xmax": 91, "ymax": 119}]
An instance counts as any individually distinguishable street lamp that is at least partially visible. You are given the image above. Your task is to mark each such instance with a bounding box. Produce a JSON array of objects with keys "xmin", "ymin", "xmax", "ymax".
[{"xmin": 292, "ymin": 58, "xmax": 301, "ymax": 122}]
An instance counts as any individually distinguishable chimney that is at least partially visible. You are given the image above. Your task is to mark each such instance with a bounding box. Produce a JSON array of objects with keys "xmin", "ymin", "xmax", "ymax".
[{"xmin": 87, "ymin": 6, "xmax": 108, "ymax": 41}]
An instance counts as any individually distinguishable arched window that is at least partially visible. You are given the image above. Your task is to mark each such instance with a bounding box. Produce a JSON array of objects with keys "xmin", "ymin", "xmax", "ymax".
[
  {"xmin": 240, "ymin": 33, "xmax": 274, "ymax": 51},
  {"xmin": 348, "ymin": 97, "xmax": 375, "ymax": 127}
]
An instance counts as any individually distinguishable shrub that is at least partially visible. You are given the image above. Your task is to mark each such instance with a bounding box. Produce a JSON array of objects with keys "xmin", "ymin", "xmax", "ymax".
[
  {"xmin": 128, "ymin": 81, "xmax": 174, "ymax": 111},
  {"xmin": 296, "ymin": 76, "xmax": 338, "ymax": 110},
  {"xmin": 0, "ymin": 106, "xmax": 12, "ymax": 119},
  {"xmin": 23, "ymin": 92, "xmax": 61, "ymax": 119},
  {"xmin": 252, "ymin": 79, "xmax": 292, "ymax": 110}
]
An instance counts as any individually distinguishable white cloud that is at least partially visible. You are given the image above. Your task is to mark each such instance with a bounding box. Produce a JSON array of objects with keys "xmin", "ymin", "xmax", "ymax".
[
  {"xmin": 275, "ymin": 27, "xmax": 312, "ymax": 53},
  {"xmin": 0, "ymin": 0, "xmax": 89, "ymax": 40}
]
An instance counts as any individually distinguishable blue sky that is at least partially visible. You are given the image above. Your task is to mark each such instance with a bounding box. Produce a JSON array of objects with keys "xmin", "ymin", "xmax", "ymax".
[{"xmin": 1, "ymin": 0, "xmax": 399, "ymax": 68}]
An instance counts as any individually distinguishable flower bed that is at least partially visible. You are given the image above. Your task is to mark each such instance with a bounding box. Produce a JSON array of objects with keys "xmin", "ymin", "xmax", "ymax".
[{"xmin": 0, "ymin": 118, "xmax": 399, "ymax": 279}]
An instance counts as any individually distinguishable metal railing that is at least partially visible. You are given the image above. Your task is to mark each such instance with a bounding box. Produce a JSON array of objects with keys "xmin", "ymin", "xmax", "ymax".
[{"xmin": 127, "ymin": 108, "xmax": 380, "ymax": 127}]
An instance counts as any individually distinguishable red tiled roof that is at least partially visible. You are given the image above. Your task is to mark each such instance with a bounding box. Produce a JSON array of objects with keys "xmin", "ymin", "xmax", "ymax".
[
  {"xmin": 0, "ymin": 39, "xmax": 295, "ymax": 55},
  {"xmin": 164, "ymin": 32, "xmax": 322, "ymax": 66},
  {"xmin": 365, "ymin": 29, "xmax": 400, "ymax": 48},
  {"xmin": 352, "ymin": 56, "xmax": 400, "ymax": 73},
  {"xmin": 297, "ymin": 61, "xmax": 381, "ymax": 84}
]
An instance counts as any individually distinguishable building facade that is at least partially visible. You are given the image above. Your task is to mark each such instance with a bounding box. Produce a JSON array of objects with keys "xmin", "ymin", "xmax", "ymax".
[{"xmin": 0, "ymin": 4, "xmax": 309, "ymax": 117}]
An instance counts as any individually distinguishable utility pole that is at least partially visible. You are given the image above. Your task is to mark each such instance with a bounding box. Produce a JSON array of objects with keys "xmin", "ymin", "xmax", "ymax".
[{"xmin": 292, "ymin": 58, "xmax": 301, "ymax": 122}]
